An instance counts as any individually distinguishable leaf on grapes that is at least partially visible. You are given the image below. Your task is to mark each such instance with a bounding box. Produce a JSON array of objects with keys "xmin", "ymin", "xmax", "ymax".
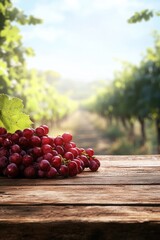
[{"xmin": 0, "ymin": 94, "xmax": 32, "ymax": 133}]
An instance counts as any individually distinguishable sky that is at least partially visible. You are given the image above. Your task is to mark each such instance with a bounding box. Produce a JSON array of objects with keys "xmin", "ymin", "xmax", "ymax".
[{"xmin": 13, "ymin": 0, "xmax": 160, "ymax": 82}]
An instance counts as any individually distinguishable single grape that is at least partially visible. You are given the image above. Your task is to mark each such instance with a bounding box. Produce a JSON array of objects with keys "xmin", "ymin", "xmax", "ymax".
[
  {"xmin": 0, "ymin": 127, "xmax": 7, "ymax": 135},
  {"xmin": 38, "ymin": 169, "xmax": 45, "ymax": 178},
  {"xmin": 24, "ymin": 166, "xmax": 36, "ymax": 178},
  {"xmin": 41, "ymin": 144, "xmax": 52, "ymax": 154},
  {"xmin": 23, "ymin": 128, "xmax": 34, "ymax": 139},
  {"xmin": 62, "ymin": 132, "xmax": 72, "ymax": 143},
  {"xmin": 41, "ymin": 136, "xmax": 51, "ymax": 145},
  {"xmin": 58, "ymin": 165, "xmax": 69, "ymax": 177},
  {"xmin": 73, "ymin": 159, "xmax": 83, "ymax": 173},
  {"xmin": 43, "ymin": 153, "xmax": 53, "ymax": 162},
  {"xmin": 30, "ymin": 135, "xmax": 41, "ymax": 146},
  {"xmin": 54, "ymin": 136, "xmax": 64, "ymax": 146},
  {"xmin": 68, "ymin": 161, "xmax": 78, "ymax": 177},
  {"xmin": 0, "ymin": 147, "xmax": 8, "ymax": 157},
  {"xmin": 22, "ymin": 154, "xmax": 33, "ymax": 166},
  {"xmin": 40, "ymin": 125, "xmax": 49, "ymax": 135},
  {"xmin": 15, "ymin": 130, "xmax": 23, "ymax": 137},
  {"xmin": 0, "ymin": 156, "xmax": 8, "ymax": 169},
  {"xmin": 69, "ymin": 148, "xmax": 79, "ymax": 157},
  {"xmin": 80, "ymin": 155, "xmax": 90, "ymax": 168},
  {"xmin": 56, "ymin": 145, "xmax": 65, "ymax": 155},
  {"xmin": 46, "ymin": 167, "xmax": 58, "ymax": 178},
  {"xmin": 19, "ymin": 137, "xmax": 29, "ymax": 147},
  {"xmin": 86, "ymin": 148, "xmax": 94, "ymax": 157},
  {"xmin": 70, "ymin": 141, "xmax": 76, "ymax": 148},
  {"xmin": 89, "ymin": 160, "xmax": 99, "ymax": 172},
  {"xmin": 64, "ymin": 142, "xmax": 72, "ymax": 151},
  {"xmin": 11, "ymin": 133, "xmax": 19, "ymax": 143},
  {"xmin": 11, "ymin": 144, "xmax": 21, "ymax": 153},
  {"xmin": 6, "ymin": 163, "xmax": 19, "ymax": 178},
  {"xmin": 50, "ymin": 156, "xmax": 61, "ymax": 169},
  {"xmin": 39, "ymin": 159, "xmax": 51, "ymax": 171},
  {"xmin": 9, "ymin": 153, "xmax": 22, "ymax": 166},
  {"xmin": 3, "ymin": 138, "xmax": 12, "ymax": 147},
  {"xmin": 32, "ymin": 147, "xmax": 42, "ymax": 157},
  {"xmin": 35, "ymin": 127, "xmax": 45, "ymax": 137},
  {"xmin": 64, "ymin": 152, "xmax": 74, "ymax": 161}
]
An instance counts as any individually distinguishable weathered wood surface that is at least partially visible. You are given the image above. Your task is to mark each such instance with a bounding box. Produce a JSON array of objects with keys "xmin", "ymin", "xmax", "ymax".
[{"xmin": 0, "ymin": 155, "xmax": 160, "ymax": 240}]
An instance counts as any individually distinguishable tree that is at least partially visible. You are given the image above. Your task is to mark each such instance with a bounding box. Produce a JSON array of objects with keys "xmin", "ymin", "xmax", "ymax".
[
  {"xmin": 0, "ymin": 0, "xmax": 42, "ymax": 94},
  {"xmin": 128, "ymin": 9, "xmax": 160, "ymax": 23}
]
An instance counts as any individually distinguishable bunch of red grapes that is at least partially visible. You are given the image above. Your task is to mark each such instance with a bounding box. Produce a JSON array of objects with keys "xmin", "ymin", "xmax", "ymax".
[{"xmin": 0, "ymin": 125, "xmax": 100, "ymax": 178}]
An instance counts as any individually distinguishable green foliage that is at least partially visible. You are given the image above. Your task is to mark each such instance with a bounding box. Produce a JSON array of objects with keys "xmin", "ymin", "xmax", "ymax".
[
  {"xmin": 84, "ymin": 32, "xmax": 160, "ymax": 152},
  {"xmin": 16, "ymin": 69, "xmax": 77, "ymax": 125},
  {"xmin": 0, "ymin": 0, "xmax": 42, "ymax": 95},
  {"xmin": 0, "ymin": 94, "xmax": 32, "ymax": 132},
  {"xmin": 128, "ymin": 9, "xmax": 154, "ymax": 23}
]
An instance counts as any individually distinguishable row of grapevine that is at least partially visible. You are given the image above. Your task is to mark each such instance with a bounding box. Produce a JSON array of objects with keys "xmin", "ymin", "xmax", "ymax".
[
  {"xmin": 84, "ymin": 33, "xmax": 160, "ymax": 153},
  {"xmin": 0, "ymin": 1, "xmax": 77, "ymax": 127}
]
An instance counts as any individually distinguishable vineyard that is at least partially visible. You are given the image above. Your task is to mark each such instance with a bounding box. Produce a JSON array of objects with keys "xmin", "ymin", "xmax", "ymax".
[
  {"xmin": 83, "ymin": 33, "xmax": 160, "ymax": 154},
  {"xmin": 0, "ymin": 1, "xmax": 160, "ymax": 155}
]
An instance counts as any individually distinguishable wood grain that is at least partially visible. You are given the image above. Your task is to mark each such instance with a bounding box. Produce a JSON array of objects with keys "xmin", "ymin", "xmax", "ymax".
[{"xmin": 0, "ymin": 155, "xmax": 160, "ymax": 240}]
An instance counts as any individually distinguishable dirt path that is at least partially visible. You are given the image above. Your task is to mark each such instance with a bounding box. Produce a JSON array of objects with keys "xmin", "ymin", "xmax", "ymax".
[{"xmin": 53, "ymin": 111, "xmax": 110, "ymax": 155}]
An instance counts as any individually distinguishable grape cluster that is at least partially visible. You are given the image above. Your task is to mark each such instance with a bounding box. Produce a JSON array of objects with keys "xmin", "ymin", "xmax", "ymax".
[{"xmin": 0, "ymin": 125, "xmax": 100, "ymax": 178}]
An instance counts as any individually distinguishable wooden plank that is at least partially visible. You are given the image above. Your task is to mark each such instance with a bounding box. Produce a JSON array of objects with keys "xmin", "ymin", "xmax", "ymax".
[
  {"xmin": 0, "ymin": 156, "xmax": 160, "ymax": 185},
  {"xmin": 0, "ymin": 173, "xmax": 160, "ymax": 185},
  {"xmin": 0, "ymin": 185, "xmax": 160, "ymax": 205},
  {"xmin": 0, "ymin": 222, "xmax": 160, "ymax": 240},
  {"xmin": 0, "ymin": 206, "xmax": 160, "ymax": 223}
]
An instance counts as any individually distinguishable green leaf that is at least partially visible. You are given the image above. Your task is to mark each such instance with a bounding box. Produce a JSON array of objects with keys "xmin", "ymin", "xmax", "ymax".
[
  {"xmin": 0, "ymin": 94, "xmax": 32, "ymax": 133},
  {"xmin": 128, "ymin": 9, "xmax": 154, "ymax": 23}
]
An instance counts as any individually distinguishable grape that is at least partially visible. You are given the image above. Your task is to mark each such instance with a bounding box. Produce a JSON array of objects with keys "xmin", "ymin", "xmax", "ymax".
[
  {"xmin": 0, "ymin": 147, "xmax": 8, "ymax": 157},
  {"xmin": 43, "ymin": 153, "xmax": 53, "ymax": 162},
  {"xmin": 0, "ymin": 127, "xmax": 7, "ymax": 135},
  {"xmin": 39, "ymin": 159, "xmax": 51, "ymax": 171},
  {"xmin": 89, "ymin": 160, "xmax": 99, "ymax": 172},
  {"xmin": 86, "ymin": 148, "xmax": 94, "ymax": 157},
  {"xmin": 69, "ymin": 148, "xmax": 79, "ymax": 157},
  {"xmin": 22, "ymin": 154, "xmax": 33, "ymax": 166},
  {"xmin": 40, "ymin": 125, "xmax": 49, "ymax": 135},
  {"xmin": 38, "ymin": 169, "xmax": 45, "ymax": 178},
  {"xmin": 15, "ymin": 130, "xmax": 23, "ymax": 137},
  {"xmin": 51, "ymin": 156, "xmax": 61, "ymax": 169},
  {"xmin": 0, "ymin": 124, "xmax": 100, "ymax": 179},
  {"xmin": 11, "ymin": 133, "xmax": 19, "ymax": 143},
  {"xmin": 62, "ymin": 132, "xmax": 72, "ymax": 143},
  {"xmin": 0, "ymin": 156, "xmax": 8, "ymax": 169},
  {"xmin": 11, "ymin": 144, "xmax": 21, "ymax": 153},
  {"xmin": 32, "ymin": 147, "xmax": 42, "ymax": 157},
  {"xmin": 80, "ymin": 155, "xmax": 90, "ymax": 168},
  {"xmin": 68, "ymin": 161, "xmax": 78, "ymax": 177},
  {"xmin": 35, "ymin": 127, "xmax": 46, "ymax": 137},
  {"xmin": 41, "ymin": 136, "xmax": 51, "ymax": 145},
  {"xmin": 64, "ymin": 151, "xmax": 74, "ymax": 161},
  {"xmin": 54, "ymin": 136, "xmax": 64, "ymax": 146},
  {"xmin": 58, "ymin": 165, "xmax": 69, "ymax": 177},
  {"xmin": 9, "ymin": 153, "xmax": 22, "ymax": 166},
  {"xmin": 3, "ymin": 138, "xmax": 12, "ymax": 147},
  {"xmin": 19, "ymin": 137, "xmax": 29, "ymax": 147},
  {"xmin": 23, "ymin": 128, "xmax": 34, "ymax": 139},
  {"xmin": 46, "ymin": 167, "xmax": 57, "ymax": 178},
  {"xmin": 24, "ymin": 166, "xmax": 36, "ymax": 178},
  {"xmin": 56, "ymin": 145, "xmax": 65, "ymax": 155},
  {"xmin": 6, "ymin": 163, "xmax": 19, "ymax": 178},
  {"xmin": 30, "ymin": 135, "xmax": 41, "ymax": 146},
  {"xmin": 41, "ymin": 144, "xmax": 52, "ymax": 154}
]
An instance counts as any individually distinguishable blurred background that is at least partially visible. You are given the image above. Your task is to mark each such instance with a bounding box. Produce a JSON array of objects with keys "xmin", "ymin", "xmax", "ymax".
[{"xmin": 0, "ymin": 0, "xmax": 160, "ymax": 155}]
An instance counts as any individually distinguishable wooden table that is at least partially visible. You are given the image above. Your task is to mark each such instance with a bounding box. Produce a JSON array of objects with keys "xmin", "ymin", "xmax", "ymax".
[{"xmin": 0, "ymin": 155, "xmax": 160, "ymax": 240}]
